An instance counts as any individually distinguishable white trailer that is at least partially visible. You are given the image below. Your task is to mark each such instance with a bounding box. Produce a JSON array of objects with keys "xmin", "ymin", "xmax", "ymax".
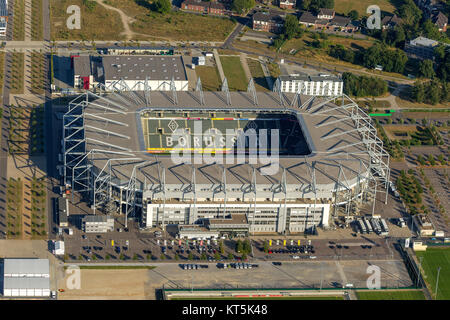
[
  {"xmin": 363, "ymin": 218, "xmax": 373, "ymax": 233},
  {"xmin": 357, "ymin": 219, "xmax": 367, "ymax": 234},
  {"xmin": 380, "ymin": 219, "xmax": 389, "ymax": 235}
]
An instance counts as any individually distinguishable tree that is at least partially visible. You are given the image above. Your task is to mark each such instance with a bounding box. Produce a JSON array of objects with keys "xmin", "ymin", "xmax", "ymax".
[
  {"xmin": 242, "ymin": 252, "xmax": 247, "ymax": 261},
  {"xmin": 160, "ymin": 253, "xmax": 166, "ymax": 260},
  {"xmin": 214, "ymin": 251, "xmax": 221, "ymax": 260},
  {"xmin": 175, "ymin": 254, "xmax": 179, "ymax": 261},
  {"xmin": 284, "ymin": 15, "xmax": 299, "ymax": 40},
  {"xmin": 263, "ymin": 240, "xmax": 269, "ymax": 253},
  {"xmin": 153, "ymin": 0, "xmax": 171, "ymax": 14},
  {"xmin": 227, "ymin": 253, "xmax": 234, "ymax": 260},
  {"xmin": 236, "ymin": 240, "xmax": 243, "ymax": 253},
  {"xmin": 418, "ymin": 59, "xmax": 435, "ymax": 78},
  {"xmin": 188, "ymin": 252, "xmax": 194, "ymax": 260},
  {"xmin": 201, "ymin": 252, "xmax": 207, "ymax": 260},
  {"xmin": 232, "ymin": 0, "xmax": 255, "ymax": 13},
  {"xmin": 243, "ymin": 239, "xmax": 251, "ymax": 254},
  {"xmin": 219, "ymin": 241, "xmax": 225, "ymax": 254},
  {"xmin": 428, "ymin": 154, "xmax": 436, "ymax": 165},
  {"xmin": 348, "ymin": 10, "xmax": 358, "ymax": 20}
]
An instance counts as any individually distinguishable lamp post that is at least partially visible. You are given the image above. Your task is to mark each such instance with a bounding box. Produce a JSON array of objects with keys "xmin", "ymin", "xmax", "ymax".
[{"xmin": 435, "ymin": 267, "xmax": 441, "ymax": 299}]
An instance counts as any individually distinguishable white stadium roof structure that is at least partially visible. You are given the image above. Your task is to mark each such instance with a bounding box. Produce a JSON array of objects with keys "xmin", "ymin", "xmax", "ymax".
[{"xmin": 62, "ymin": 77, "xmax": 390, "ymax": 226}]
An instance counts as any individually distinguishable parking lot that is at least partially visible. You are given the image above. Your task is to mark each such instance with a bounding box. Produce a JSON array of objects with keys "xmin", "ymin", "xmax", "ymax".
[
  {"xmin": 63, "ymin": 225, "xmax": 242, "ymax": 263},
  {"xmin": 251, "ymin": 237, "xmax": 399, "ymax": 261},
  {"xmin": 57, "ymin": 259, "xmax": 414, "ymax": 299}
]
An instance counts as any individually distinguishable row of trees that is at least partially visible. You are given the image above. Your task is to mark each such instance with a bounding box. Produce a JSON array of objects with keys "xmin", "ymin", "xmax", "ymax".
[
  {"xmin": 298, "ymin": 0, "xmax": 334, "ymax": 12},
  {"xmin": 410, "ymin": 80, "xmax": 450, "ymax": 105},
  {"xmin": 362, "ymin": 44, "xmax": 408, "ymax": 73},
  {"xmin": 232, "ymin": 0, "xmax": 255, "ymax": 13},
  {"xmin": 342, "ymin": 72, "xmax": 388, "ymax": 97}
]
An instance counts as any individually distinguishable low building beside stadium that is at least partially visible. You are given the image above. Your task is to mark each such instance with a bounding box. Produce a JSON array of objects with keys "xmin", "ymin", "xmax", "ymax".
[
  {"xmin": 278, "ymin": 74, "xmax": 343, "ymax": 96},
  {"xmin": 73, "ymin": 55, "xmax": 188, "ymax": 91}
]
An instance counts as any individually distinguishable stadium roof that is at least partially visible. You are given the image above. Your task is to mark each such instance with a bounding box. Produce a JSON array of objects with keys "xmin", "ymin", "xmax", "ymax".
[{"xmin": 69, "ymin": 90, "xmax": 374, "ymax": 188}]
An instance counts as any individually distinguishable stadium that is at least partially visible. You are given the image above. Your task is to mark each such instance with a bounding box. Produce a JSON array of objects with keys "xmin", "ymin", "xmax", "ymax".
[{"xmin": 62, "ymin": 78, "xmax": 390, "ymax": 235}]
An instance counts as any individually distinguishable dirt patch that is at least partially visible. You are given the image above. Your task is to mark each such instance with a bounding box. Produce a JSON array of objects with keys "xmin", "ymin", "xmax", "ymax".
[
  {"xmin": 58, "ymin": 269, "xmax": 151, "ymax": 300},
  {"xmin": 383, "ymin": 125, "xmax": 418, "ymax": 140}
]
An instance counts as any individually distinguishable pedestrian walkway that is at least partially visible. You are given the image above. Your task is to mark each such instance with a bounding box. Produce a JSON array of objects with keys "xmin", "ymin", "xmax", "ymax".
[
  {"xmin": 213, "ymin": 49, "xmax": 225, "ymax": 82},
  {"xmin": 259, "ymin": 56, "xmax": 273, "ymax": 90},
  {"xmin": 239, "ymin": 53, "xmax": 252, "ymax": 81}
]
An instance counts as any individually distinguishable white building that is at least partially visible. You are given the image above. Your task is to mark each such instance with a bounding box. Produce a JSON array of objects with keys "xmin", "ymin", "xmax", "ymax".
[
  {"xmin": 278, "ymin": 74, "xmax": 343, "ymax": 96},
  {"xmin": 73, "ymin": 55, "xmax": 189, "ymax": 92},
  {"xmin": 82, "ymin": 215, "xmax": 114, "ymax": 233},
  {"xmin": 2, "ymin": 259, "xmax": 50, "ymax": 297},
  {"xmin": 53, "ymin": 241, "xmax": 65, "ymax": 255},
  {"xmin": 144, "ymin": 201, "xmax": 330, "ymax": 234},
  {"xmin": 0, "ymin": 0, "xmax": 8, "ymax": 36}
]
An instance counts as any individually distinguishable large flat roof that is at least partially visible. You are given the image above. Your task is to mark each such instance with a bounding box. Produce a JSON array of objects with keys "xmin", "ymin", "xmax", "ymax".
[
  {"xmin": 3, "ymin": 259, "xmax": 50, "ymax": 275},
  {"xmin": 3, "ymin": 277, "xmax": 50, "ymax": 289},
  {"xmin": 102, "ymin": 55, "xmax": 187, "ymax": 81}
]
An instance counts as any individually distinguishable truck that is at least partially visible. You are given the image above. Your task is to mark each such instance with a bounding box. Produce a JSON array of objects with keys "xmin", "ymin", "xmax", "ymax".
[
  {"xmin": 363, "ymin": 218, "xmax": 373, "ymax": 234},
  {"xmin": 380, "ymin": 219, "xmax": 389, "ymax": 235},
  {"xmin": 357, "ymin": 219, "xmax": 367, "ymax": 234}
]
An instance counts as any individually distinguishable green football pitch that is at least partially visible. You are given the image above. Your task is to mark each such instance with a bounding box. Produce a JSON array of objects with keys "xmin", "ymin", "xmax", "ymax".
[
  {"xmin": 356, "ymin": 290, "xmax": 426, "ymax": 300},
  {"xmin": 416, "ymin": 247, "xmax": 450, "ymax": 300}
]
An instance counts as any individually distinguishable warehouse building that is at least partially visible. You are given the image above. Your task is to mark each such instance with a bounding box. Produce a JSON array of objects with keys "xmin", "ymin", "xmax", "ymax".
[
  {"xmin": 2, "ymin": 259, "xmax": 50, "ymax": 297},
  {"xmin": 278, "ymin": 74, "xmax": 343, "ymax": 96},
  {"xmin": 73, "ymin": 55, "xmax": 188, "ymax": 91}
]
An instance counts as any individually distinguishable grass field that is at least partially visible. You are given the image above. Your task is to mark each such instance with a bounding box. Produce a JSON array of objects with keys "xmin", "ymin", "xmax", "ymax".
[
  {"xmin": 101, "ymin": 0, "xmax": 235, "ymax": 41},
  {"xmin": 247, "ymin": 59, "xmax": 269, "ymax": 91},
  {"xmin": 6, "ymin": 178, "xmax": 23, "ymax": 239},
  {"xmin": 416, "ymin": 248, "xmax": 450, "ymax": 300},
  {"xmin": 220, "ymin": 56, "xmax": 248, "ymax": 91},
  {"xmin": 0, "ymin": 52, "xmax": 4, "ymax": 95},
  {"xmin": 13, "ymin": 0, "xmax": 25, "ymax": 41},
  {"xmin": 50, "ymin": 0, "xmax": 125, "ymax": 41},
  {"xmin": 170, "ymin": 296, "xmax": 344, "ymax": 300},
  {"xmin": 195, "ymin": 66, "xmax": 222, "ymax": 91},
  {"xmin": 10, "ymin": 52, "xmax": 24, "ymax": 94},
  {"xmin": 31, "ymin": 0, "xmax": 44, "ymax": 40},
  {"xmin": 334, "ymin": 0, "xmax": 396, "ymax": 16},
  {"xmin": 356, "ymin": 290, "xmax": 426, "ymax": 300}
]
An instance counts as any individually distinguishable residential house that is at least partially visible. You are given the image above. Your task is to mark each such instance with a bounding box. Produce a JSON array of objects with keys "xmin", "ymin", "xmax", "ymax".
[
  {"xmin": 381, "ymin": 14, "xmax": 403, "ymax": 30},
  {"xmin": 252, "ymin": 11, "xmax": 285, "ymax": 34},
  {"xmin": 317, "ymin": 8, "xmax": 335, "ymax": 20},
  {"xmin": 431, "ymin": 11, "xmax": 448, "ymax": 32},
  {"xmin": 181, "ymin": 0, "xmax": 226, "ymax": 16},
  {"xmin": 299, "ymin": 10, "xmax": 359, "ymax": 33},
  {"xmin": 279, "ymin": 0, "xmax": 295, "ymax": 9}
]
